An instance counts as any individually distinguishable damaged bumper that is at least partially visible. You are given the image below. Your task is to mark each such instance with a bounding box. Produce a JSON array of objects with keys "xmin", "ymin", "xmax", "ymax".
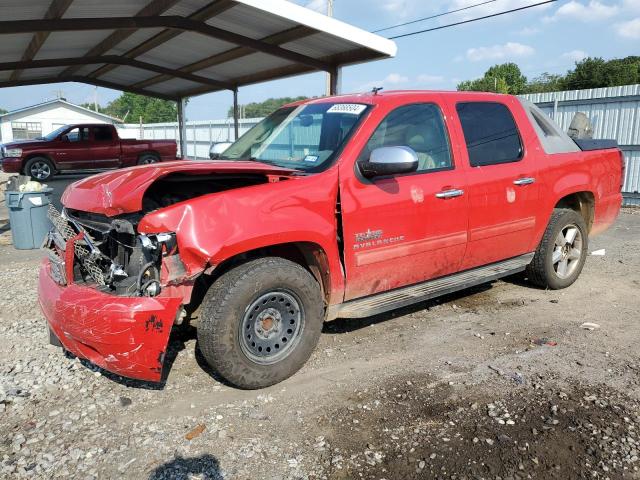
[{"xmin": 38, "ymin": 259, "xmax": 183, "ymax": 382}]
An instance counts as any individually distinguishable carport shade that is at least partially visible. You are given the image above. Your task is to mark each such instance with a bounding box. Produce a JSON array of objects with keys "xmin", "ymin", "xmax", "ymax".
[{"xmin": 0, "ymin": 0, "xmax": 397, "ymax": 148}]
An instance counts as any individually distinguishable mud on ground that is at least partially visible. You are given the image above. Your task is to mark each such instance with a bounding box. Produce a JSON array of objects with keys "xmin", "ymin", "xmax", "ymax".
[{"xmin": 0, "ymin": 209, "xmax": 639, "ymax": 479}]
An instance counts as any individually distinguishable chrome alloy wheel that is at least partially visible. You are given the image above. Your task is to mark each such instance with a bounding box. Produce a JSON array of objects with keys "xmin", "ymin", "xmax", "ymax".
[
  {"xmin": 29, "ymin": 161, "xmax": 51, "ymax": 180},
  {"xmin": 239, "ymin": 291, "xmax": 304, "ymax": 365},
  {"xmin": 552, "ymin": 224, "xmax": 583, "ymax": 279}
]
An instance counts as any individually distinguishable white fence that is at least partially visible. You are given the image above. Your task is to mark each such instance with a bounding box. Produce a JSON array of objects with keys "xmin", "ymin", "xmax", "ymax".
[{"xmin": 117, "ymin": 118, "xmax": 261, "ymax": 160}]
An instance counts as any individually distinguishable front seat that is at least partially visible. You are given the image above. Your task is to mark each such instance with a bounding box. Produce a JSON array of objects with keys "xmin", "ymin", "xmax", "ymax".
[{"xmin": 404, "ymin": 125, "xmax": 436, "ymax": 171}]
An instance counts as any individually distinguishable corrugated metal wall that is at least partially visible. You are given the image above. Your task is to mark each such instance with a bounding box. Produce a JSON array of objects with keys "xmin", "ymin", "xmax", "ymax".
[
  {"xmin": 119, "ymin": 84, "xmax": 640, "ymax": 205},
  {"xmin": 522, "ymin": 84, "xmax": 640, "ymax": 205}
]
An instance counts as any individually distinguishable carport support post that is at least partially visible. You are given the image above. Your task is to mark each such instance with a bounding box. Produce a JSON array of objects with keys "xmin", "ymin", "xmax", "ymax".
[
  {"xmin": 233, "ymin": 88, "xmax": 239, "ymax": 141},
  {"xmin": 177, "ymin": 97, "xmax": 187, "ymax": 159},
  {"xmin": 329, "ymin": 67, "xmax": 342, "ymax": 96}
]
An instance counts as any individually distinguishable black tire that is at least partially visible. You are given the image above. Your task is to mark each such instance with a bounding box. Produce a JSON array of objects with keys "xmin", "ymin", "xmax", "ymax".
[
  {"xmin": 198, "ymin": 257, "xmax": 324, "ymax": 389},
  {"xmin": 24, "ymin": 156, "xmax": 55, "ymax": 181},
  {"xmin": 137, "ymin": 153, "xmax": 160, "ymax": 165},
  {"xmin": 527, "ymin": 208, "xmax": 589, "ymax": 290}
]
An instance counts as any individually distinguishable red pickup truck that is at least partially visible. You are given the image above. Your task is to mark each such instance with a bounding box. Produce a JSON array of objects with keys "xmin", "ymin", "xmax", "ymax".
[
  {"xmin": 38, "ymin": 91, "xmax": 622, "ymax": 389},
  {"xmin": 0, "ymin": 123, "xmax": 178, "ymax": 181}
]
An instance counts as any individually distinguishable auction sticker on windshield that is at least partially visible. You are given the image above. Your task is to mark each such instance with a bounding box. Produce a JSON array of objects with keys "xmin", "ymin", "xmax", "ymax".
[{"xmin": 327, "ymin": 104, "xmax": 367, "ymax": 115}]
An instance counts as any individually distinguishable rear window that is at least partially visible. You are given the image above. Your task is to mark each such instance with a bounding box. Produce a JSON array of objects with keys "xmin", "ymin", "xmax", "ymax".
[
  {"xmin": 456, "ymin": 102, "xmax": 523, "ymax": 167},
  {"xmin": 94, "ymin": 126, "xmax": 114, "ymax": 142}
]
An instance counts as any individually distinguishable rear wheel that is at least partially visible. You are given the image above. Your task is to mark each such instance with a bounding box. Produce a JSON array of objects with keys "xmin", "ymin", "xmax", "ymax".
[
  {"xmin": 527, "ymin": 208, "xmax": 588, "ymax": 289},
  {"xmin": 137, "ymin": 153, "xmax": 159, "ymax": 165},
  {"xmin": 24, "ymin": 157, "xmax": 55, "ymax": 181},
  {"xmin": 197, "ymin": 257, "xmax": 324, "ymax": 389}
]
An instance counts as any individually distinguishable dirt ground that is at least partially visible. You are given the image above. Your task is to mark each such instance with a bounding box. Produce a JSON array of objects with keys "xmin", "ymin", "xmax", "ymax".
[{"xmin": 0, "ymin": 204, "xmax": 639, "ymax": 479}]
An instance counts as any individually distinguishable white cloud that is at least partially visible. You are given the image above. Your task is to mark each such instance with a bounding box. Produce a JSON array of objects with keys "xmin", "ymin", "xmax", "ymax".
[
  {"xmin": 356, "ymin": 73, "xmax": 409, "ymax": 92},
  {"xmin": 616, "ymin": 17, "xmax": 640, "ymax": 38},
  {"xmin": 416, "ymin": 74, "xmax": 445, "ymax": 85},
  {"xmin": 562, "ymin": 49, "xmax": 588, "ymax": 62},
  {"xmin": 466, "ymin": 42, "xmax": 535, "ymax": 62},
  {"xmin": 545, "ymin": 1, "xmax": 619, "ymax": 22},
  {"xmin": 517, "ymin": 26, "xmax": 541, "ymax": 35}
]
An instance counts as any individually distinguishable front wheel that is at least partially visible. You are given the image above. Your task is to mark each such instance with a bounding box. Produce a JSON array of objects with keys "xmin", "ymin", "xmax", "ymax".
[
  {"xmin": 527, "ymin": 208, "xmax": 589, "ymax": 289},
  {"xmin": 24, "ymin": 157, "xmax": 55, "ymax": 181},
  {"xmin": 197, "ymin": 257, "xmax": 324, "ymax": 389}
]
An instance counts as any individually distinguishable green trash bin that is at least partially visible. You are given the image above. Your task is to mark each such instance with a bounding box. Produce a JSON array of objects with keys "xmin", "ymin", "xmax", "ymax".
[{"xmin": 5, "ymin": 188, "xmax": 53, "ymax": 250}]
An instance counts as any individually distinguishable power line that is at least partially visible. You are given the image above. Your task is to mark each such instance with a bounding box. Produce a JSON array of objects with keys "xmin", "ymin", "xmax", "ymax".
[
  {"xmin": 389, "ymin": 0, "xmax": 557, "ymax": 40},
  {"xmin": 372, "ymin": 0, "xmax": 498, "ymax": 33}
]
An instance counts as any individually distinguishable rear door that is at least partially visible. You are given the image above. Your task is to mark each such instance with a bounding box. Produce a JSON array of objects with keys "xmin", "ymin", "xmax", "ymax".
[
  {"xmin": 449, "ymin": 99, "xmax": 539, "ymax": 270},
  {"xmin": 340, "ymin": 100, "xmax": 469, "ymax": 301},
  {"xmin": 89, "ymin": 125, "xmax": 121, "ymax": 168}
]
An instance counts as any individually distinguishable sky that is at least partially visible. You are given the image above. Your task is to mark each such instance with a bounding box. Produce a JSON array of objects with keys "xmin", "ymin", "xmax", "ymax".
[{"xmin": 0, "ymin": 0, "xmax": 638, "ymax": 121}]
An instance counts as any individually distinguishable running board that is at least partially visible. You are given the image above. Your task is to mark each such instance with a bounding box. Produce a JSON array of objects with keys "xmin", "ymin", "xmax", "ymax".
[{"xmin": 328, "ymin": 253, "xmax": 534, "ymax": 320}]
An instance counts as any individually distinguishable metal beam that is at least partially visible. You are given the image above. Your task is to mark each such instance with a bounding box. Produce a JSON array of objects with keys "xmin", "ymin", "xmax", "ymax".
[
  {"xmin": 0, "ymin": 16, "xmax": 331, "ymax": 72},
  {"xmin": 0, "ymin": 56, "xmax": 234, "ymax": 90},
  {"xmin": 177, "ymin": 98, "xmax": 188, "ymax": 158},
  {"xmin": 233, "ymin": 89, "xmax": 239, "ymax": 140},
  {"xmin": 10, "ymin": 0, "xmax": 75, "ymax": 81},
  {"xmin": 84, "ymin": 0, "xmax": 236, "ymax": 80},
  {"xmin": 59, "ymin": 0, "xmax": 182, "ymax": 78},
  {"xmin": 0, "ymin": 76, "xmax": 178, "ymax": 101},
  {"xmin": 131, "ymin": 25, "xmax": 315, "ymax": 90}
]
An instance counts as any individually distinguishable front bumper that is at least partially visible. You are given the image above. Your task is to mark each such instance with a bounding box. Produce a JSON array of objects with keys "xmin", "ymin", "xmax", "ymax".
[
  {"xmin": 0, "ymin": 157, "xmax": 21, "ymax": 173},
  {"xmin": 38, "ymin": 259, "xmax": 183, "ymax": 382}
]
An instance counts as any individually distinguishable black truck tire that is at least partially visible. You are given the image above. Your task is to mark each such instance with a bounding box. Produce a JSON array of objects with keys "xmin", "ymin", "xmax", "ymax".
[
  {"xmin": 527, "ymin": 208, "xmax": 589, "ymax": 290},
  {"xmin": 137, "ymin": 153, "xmax": 159, "ymax": 165},
  {"xmin": 197, "ymin": 257, "xmax": 324, "ymax": 389},
  {"xmin": 24, "ymin": 156, "xmax": 55, "ymax": 181}
]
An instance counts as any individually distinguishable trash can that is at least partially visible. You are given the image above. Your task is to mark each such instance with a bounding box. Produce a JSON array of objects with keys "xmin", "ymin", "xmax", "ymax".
[{"xmin": 5, "ymin": 188, "xmax": 53, "ymax": 250}]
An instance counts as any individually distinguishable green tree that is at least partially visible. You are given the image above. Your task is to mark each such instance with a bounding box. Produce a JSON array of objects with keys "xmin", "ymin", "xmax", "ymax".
[
  {"xmin": 102, "ymin": 92, "xmax": 177, "ymax": 123},
  {"xmin": 0, "ymin": 107, "xmax": 7, "ymax": 115},
  {"xmin": 457, "ymin": 63, "xmax": 527, "ymax": 94},
  {"xmin": 564, "ymin": 56, "xmax": 640, "ymax": 90},
  {"xmin": 228, "ymin": 96, "xmax": 309, "ymax": 118},
  {"xmin": 525, "ymin": 73, "xmax": 566, "ymax": 94}
]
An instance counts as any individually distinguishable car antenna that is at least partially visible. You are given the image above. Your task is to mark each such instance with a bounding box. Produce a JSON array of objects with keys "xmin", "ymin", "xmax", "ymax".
[{"xmin": 371, "ymin": 87, "xmax": 384, "ymax": 95}]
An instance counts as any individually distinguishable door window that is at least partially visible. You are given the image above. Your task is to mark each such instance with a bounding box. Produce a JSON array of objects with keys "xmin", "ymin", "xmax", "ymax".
[
  {"xmin": 93, "ymin": 126, "xmax": 114, "ymax": 142},
  {"xmin": 358, "ymin": 103, "xmax": 453, "ymax": 173},
  {"xmin": 456, "ymin": 102, "xmax": 523, "ymax": 167},
  {"xmin": 66, "ymin": 127, "xmax": 89, "ymax": 142}
]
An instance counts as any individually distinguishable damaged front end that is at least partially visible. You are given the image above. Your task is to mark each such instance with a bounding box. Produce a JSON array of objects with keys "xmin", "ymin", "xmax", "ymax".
[{"xmin": 39, "ymin": 205, "xmax": 193, "ymax": 382}]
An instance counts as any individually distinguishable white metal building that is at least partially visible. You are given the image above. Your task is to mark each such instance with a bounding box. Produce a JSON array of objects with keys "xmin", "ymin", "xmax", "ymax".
[{"xmin": 0, "ymin": 99, "xmax": 120, "ymax": 143}]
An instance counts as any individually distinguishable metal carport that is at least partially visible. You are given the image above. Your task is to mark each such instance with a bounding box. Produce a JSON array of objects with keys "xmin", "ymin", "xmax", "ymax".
[{"xmin": 0, "ymin": 0, "xmax": 397, "ymax": 156}]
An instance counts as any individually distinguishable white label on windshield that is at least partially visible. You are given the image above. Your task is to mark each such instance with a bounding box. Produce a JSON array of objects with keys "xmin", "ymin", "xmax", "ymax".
[{"xmin": 327, "ymin": 104, "xmax": 366, "ymax": 115}]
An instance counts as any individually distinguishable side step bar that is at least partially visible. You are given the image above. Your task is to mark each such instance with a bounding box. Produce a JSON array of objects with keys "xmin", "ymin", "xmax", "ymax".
[{"xmin": 328, "ymin": 253, "xmax": 534, "ymax": 320}]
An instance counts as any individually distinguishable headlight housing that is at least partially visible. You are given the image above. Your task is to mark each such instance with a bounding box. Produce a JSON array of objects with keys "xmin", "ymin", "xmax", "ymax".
[{"xmin": 4, "ymin": 148, "xmax": 22, "ymax": 158}]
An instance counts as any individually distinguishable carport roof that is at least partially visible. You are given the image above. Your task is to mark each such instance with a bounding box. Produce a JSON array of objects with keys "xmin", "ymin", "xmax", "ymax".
[{"xmin": 0, "ymin": 0, "xmax": 397, "ymax": 101}]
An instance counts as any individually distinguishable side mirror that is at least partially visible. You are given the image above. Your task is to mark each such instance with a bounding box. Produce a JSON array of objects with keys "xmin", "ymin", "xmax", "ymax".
[
  {"xmin": 60, "ymin": 135, "xmax": 69, "ymax": 142},
  {"xmin": 358, "ymin": 146, "xmax": 419, "ymax": 178}
]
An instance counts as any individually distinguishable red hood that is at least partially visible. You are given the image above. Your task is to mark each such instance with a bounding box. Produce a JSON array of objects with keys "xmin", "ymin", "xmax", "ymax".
[{"xmin": 61, "ymin": 160, "xmax": 295, "ymax": 216}]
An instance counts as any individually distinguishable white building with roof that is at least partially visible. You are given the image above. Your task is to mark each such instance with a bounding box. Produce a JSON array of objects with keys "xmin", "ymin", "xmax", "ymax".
[{"xmin": 0, "ymin": 99, "xmax": 121, "ymax": 143}]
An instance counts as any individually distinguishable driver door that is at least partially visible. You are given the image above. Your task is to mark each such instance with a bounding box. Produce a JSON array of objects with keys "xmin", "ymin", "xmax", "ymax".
[
  {"xmin": 52, "ymin": 126, "xmax": 90, "ymax": 170},
  {"xmin": 339, "ymin": 101, "xmax": 469, "ymax": 301}
]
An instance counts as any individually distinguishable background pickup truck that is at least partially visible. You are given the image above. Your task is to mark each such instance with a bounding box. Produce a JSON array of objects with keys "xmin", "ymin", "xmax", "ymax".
[
  {"xmin": 0, "ymin": 123, "xmax": 178, "ymax": 181},
  {"xmin": 39, "ymin": 91, "xmax": 623, "ymax": 389}
]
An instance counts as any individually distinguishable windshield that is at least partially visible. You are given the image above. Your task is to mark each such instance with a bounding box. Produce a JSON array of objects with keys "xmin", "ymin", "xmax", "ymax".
[
  {"xmin": 41, "ymin": 125, "xmax": 69, "ymax": 141},
  {"xmin": 221, "ymin": 102, "xmax": 370, "ymax": 171}
]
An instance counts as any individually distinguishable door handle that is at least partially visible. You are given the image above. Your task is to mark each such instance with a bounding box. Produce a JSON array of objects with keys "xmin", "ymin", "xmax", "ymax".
[
  {"xmin": 435, "ymin": 189, "xmax": 464, "ymax": 199},
  {"xmin": 513, "ymin": 177, "xmax": 535, "ymax": 186}
]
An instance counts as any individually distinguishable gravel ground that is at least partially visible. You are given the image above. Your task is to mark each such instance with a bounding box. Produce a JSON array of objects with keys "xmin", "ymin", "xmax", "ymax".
[{"xmin": 0, "ymin": 208, "xmax": 639, "ymax": 479}]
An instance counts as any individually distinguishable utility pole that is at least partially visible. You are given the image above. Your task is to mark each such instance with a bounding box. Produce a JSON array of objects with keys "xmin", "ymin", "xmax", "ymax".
[
  {"xmin": 93, "ymin": 86, "xmax": 99, "ymax": 112},
  {"xmin": 325, "ymin": 0, "xmax": 334, "ymax": 96}
]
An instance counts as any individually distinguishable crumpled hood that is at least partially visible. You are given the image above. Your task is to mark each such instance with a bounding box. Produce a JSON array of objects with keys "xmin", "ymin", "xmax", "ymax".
[{"xmin": 61, "ymin": 160, "xmax": 295, "ymax": 216}]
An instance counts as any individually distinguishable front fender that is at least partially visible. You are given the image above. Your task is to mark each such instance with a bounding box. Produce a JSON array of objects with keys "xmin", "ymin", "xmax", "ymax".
[{"xmin": 138, "ymin": 170, "xmax": 345, "ymax": 302}]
